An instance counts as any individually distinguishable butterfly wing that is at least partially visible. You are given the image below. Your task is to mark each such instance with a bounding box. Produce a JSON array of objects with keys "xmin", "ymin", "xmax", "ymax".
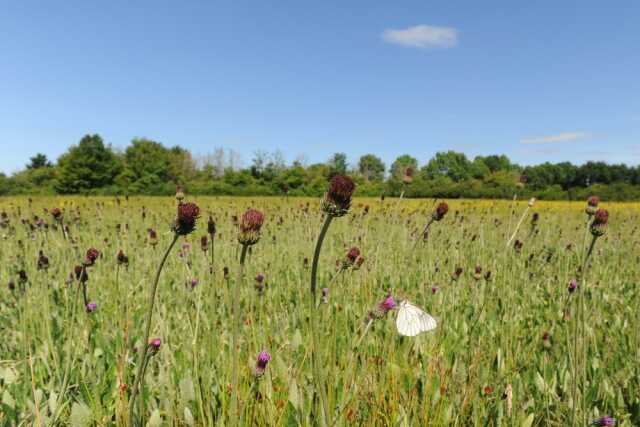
[{"xmin": 396, "ymin": 300, "xmax": 437, "ymax": 336}]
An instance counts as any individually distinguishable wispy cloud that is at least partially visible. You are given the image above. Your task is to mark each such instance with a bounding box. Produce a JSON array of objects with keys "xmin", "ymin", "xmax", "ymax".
[
  {"xmin": 382, "ymin": 25, "xmax": 458, "ymax": 49},
  {"xmin": 520, "ymin": 132, "xmax": 590, "ymax": 145}
]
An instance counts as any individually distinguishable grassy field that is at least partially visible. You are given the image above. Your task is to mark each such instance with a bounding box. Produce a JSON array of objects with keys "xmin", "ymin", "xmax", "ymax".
[{"xmin": 0, "ymin": 195, "xmax": 638, "ymax": 426}]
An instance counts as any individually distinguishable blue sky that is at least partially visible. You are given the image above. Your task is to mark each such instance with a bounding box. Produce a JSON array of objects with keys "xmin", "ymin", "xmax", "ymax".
[{"xmin": 1, "ymin": 1, "xmax": 639, "ymax": 173}]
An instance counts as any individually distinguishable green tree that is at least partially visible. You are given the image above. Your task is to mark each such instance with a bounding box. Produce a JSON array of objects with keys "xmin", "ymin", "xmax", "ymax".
[
  {"xmin": 27, "ymin": 153, "xmax": 52, "ymax": 169},
  {"xmin": 358, "ymin": 154, "xmax": 385, "ymax": 181},
  {"xmin": 56, "ymin": 134, "xmax": 122, "ymax": 193},
  {"xmin": 328, "ymin": 152, "xmax": 347, "ymax": 176},
  {"xmin": 390, "ymin": 154, "xmax": 418, "ymax": 180},
  {"xmin": 422, "ymin": 151, "xmax": 472, "ymax": 182}
]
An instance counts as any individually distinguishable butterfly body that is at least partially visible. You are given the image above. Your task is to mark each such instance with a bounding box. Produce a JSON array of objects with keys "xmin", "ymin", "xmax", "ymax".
[{"xmin": 396, "ymin": 300, "xmax": 437, "ymax": 336}]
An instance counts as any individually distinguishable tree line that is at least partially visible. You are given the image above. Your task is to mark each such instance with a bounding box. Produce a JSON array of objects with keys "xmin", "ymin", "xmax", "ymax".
[{"xmin": 1, "ymin": 134, "xmax": 639, "ymax": 200}]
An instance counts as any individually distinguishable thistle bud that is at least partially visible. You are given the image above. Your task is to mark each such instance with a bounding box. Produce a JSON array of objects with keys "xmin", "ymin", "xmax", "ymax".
[
  {"xmin": 321, "ymin": 175, "xmax": 356, "ymax": 217},
  {"xmin": 149, "ymin": 229, "xmax": 158, "ymax": 247},
  {"xmin": 321, "ymin": 287, "xmax": 329, "ymax": 304},
  {"xmin": 473, "ymin": 265, "xmax": 482, "ymax": 281},
  {"xmin": 200, "ymin": 235, "xmax": 208, "ymax": 252},
  {"xmin": 590, "ymin": 208, "xmax": 608, "ymax": 237},
  {"xmin": 51, "ymin": 208, "xmax": 63, "ymax": 221},
  {"xmin": 585, "ymin": 196, "xmax": 599, "ymax": 216},
  {"xmin": 74, "ymin": 265, "xmax": 88, "ymax": 283},
  {"xmin": 254, "ymin": 274, "xmax": 265, "ymax": 293},
  {"xmin": 432, "ymin": 202, "xmax": 449, "ymax": 221},
  {"xmin": 37, "ymin": 251, "xmax": 49, "ymax": 270},
  {"xmin": 207, "ymin": 216, "xmax": 217, "ymax": 236},
  {"xmin": 117, "ymin": 250, "xmax": 129, "ymax": 266},
  {"xmin": 174, "ymin": 202, "xmax": 200, "ymax": 236},
  {"xmin": 238, "ymin": 208, "xmax": 264, "ymax": 245},
  {"xmin": 175, "ymin": 185, "xmax": 185, "ymax": 202}
]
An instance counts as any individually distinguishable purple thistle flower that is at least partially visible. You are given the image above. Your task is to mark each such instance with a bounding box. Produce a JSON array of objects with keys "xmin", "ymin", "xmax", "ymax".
[
  {"xmin": 431, "ymin": 286, "xmax": 438, "ymax": 294},
  {"xmin": 568, "ymin": 279, "xmax": 577, "ymax": 293},
  {"xmin": 149, "ymin": 338, "xmax": 161, "ymax": 355},
  {"xmin": 86, "ymin": 302, "xmax": 97, "ymax": 312},
  {"xmin": 254, "ymin": 350, "xmax": 271, "ymax": 378},
  {"xmin": 379, "ymin": 295, "xmax": 396, "ymax": 313},
  {"xmin": 190, "ymin": 278, "xmax": 199, "ymax": 289},
  {"xmin": 369, "ymin": 294, "xmax": 396, "ymax": 320},
  {"xmin": 592, "ymin": 416, "xmax": 615, "ymax": 426}
]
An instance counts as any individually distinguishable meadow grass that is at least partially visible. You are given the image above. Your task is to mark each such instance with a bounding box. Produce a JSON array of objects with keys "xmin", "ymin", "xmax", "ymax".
[{"xmin": 0, "ymin": 196, "xmax": 638, "ymax": 426}]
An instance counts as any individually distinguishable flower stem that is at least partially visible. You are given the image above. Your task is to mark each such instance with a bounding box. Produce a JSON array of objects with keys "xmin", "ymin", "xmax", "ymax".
[
  {"xmin": 128, "ymin": 233, "xmax": 179, "ymax": 425},
  {"xmin": 229, "ymin": 243, "xmax": 249, "ymax": 425},
  {"xmin": 309, "ymin": 214, "xmax": 333, "ymax": 427}
]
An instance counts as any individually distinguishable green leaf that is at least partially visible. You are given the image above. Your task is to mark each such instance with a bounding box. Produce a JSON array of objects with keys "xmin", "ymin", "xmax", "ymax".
[
  {"xmin": 521, "ymin": 413, "xmax": 534, "ymax": 427},
  {"xmin": 179, "ymin": 377, "xmax": 195, "ymax": 402},
  {"xmin": 288, "ymin": 377, "xmax": 300, "ymax": 410},
  {"xmin": 147, "ymin": 409, "xmax": 162, "ymax": 427},
  {"xmin": 69, "ymin": 402, "xmax": 92, "ymax": 427},
  {"xmin": 184, "ymin": 407, "xmax": 194, "ymax": 426}
]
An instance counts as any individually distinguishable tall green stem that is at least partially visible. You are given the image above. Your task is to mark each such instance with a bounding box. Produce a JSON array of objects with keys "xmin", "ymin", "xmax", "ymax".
[
  {"xmin": 229, "ymin": 244, "xmax": 249, "ymax": 425},
  {"xmin": 128, "ymin": 233, "xmax": 179, "ymax": 425},
  {"xmin": 310, "ymin": 215, "xmax": 333, "ymax": 427}
]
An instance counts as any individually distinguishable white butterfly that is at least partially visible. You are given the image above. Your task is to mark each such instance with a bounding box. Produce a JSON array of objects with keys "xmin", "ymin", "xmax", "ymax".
[{"xmin": 396, "ymin": 300, "xmax": 437, "ymax": 336}]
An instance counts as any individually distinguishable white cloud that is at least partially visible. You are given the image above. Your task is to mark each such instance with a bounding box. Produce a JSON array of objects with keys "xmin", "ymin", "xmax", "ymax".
[
  {"xmin": 382, "ymin": 25, "xmax": 458, "ymax": 49},
  {"xmin": 520, "ymin": 132, "xmax": 590, "ymax": 145}
]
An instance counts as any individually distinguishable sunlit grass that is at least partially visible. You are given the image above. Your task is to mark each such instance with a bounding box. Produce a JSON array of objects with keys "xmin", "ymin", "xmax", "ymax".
[{"xmin": 0, "ymin": 196, "xmax": 638, "ymax": 426}]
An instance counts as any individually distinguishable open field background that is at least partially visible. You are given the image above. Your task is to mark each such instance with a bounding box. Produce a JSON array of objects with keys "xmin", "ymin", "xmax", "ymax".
[{"xmin": 1, "ymin": 196, "xmax": 638, "ymax": 426}]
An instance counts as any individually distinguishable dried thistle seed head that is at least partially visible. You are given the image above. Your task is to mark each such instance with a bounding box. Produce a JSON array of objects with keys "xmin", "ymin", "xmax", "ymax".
[
  {"xmin": 207, "ymin": 215, "xmax": 217, "ymax": 236},
  {"xmin": 432, "ymin": 202, "xmax": 449, "ymax": 221},
  {"xmin": 238, "ymin": 208, "xmax": 264, "ymax": 245},
  {"xmin": 321, "ymin": 175, "xmax": 355, "ymax": 217},
  {"xmin": 174, "ymin": 202, "xmax": 200, "ymax": 235},
  {"xmin": 586, "ymin": 196, "xmax": 600, "ymax": 216},
  {"xmin": 590, "ymin": 208, "xmax": 608, "ymax": 237}
]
